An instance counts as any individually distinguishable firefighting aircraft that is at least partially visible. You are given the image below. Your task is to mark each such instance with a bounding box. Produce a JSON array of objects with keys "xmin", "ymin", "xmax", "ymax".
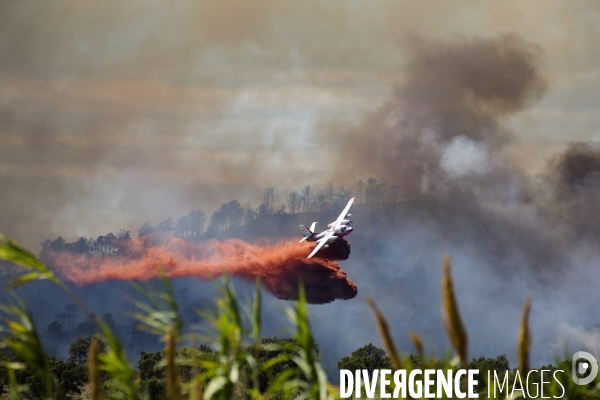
[{"xmin": 298, "ymin": 197, "xmax": 355, "ymax": 258}]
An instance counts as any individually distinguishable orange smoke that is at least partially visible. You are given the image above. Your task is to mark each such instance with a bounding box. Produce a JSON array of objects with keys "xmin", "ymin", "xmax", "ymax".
[{"xmin": 42, "ymin": 235, "xmax": 357, "ymax": 304}]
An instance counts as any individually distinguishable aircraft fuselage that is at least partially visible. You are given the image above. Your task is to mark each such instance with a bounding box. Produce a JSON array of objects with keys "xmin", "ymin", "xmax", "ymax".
[
  {"xmin": 298, "ymin": 197, "xmax": 356, "ymax": 258},
  {"xmin": 305, "ymin": 225, "xmax": 353, "ymax": 242}
]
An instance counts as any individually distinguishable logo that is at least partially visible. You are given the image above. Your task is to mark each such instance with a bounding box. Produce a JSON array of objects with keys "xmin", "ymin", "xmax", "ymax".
[{"xmin": 572, "ymin": 351, "xmax": 599, "ymax": 385}]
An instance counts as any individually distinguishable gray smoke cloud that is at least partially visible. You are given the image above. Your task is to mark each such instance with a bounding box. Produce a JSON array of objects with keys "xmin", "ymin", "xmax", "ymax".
[
  {"xmin": 324, "ymin": 33, "xmax": 569, "ymax": 274},
  {"xmin": 545, "ymin": 142, "xmax": 600, "ymax": 231},
  {"xmin": 327, "ymin": 33, "xmax": 547, "ymax": 188}
]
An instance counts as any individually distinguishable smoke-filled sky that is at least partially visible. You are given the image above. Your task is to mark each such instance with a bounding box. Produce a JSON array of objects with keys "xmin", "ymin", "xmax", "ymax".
[{"xmin": 2, "ymin": 0, "xmax": 600, "ymax": 249}]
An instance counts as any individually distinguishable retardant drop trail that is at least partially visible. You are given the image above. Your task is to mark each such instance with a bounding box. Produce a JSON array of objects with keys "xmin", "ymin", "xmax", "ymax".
[{"xmin": 41, "ymin": 235, "xmax": 357, "ymax": 304}]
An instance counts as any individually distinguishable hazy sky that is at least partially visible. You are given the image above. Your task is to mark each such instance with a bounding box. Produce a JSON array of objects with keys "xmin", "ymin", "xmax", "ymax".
[{"xmin": 1, "ymin": 0, "xmax": 600, "ymax": 249}]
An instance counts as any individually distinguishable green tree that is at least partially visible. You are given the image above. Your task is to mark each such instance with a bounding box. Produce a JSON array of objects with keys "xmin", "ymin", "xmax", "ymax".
[
  {"xmin": 138, "ymin": 350, "xmax": 165, "ymax": 382},
  {"xmin": 336, "ymin": 343, "xmax": 391, "ymax": 376},
  {"xmin": 68, "ymin": 335, "xmax": 107, "ymax": 365},
  {"xmin": 143, "ymin": 377, "xmax": 166, "ymax": 400},
  {"xmin": 49, "ymin": 358, "xmax": 88, "ymax": 398},
  {"xmin": 139, "ymin": 346, "xmax": 215, "ymax": 384},
  {"xmin": 469, "ymin": 354, "xmax": 510, "ymax": 393}
]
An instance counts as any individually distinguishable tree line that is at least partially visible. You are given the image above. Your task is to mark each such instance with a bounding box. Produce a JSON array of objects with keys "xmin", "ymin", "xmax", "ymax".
[
  {"xmin": 31, "ymin": 177, "xmax": 426, "ymax": 262},
  {"xmin": 154, "ymin": 178, "xmax": 419, "ymax": 235},
  {"xmin": 0, "ymin": 335, "xmax": 583, "ymax": 399}
]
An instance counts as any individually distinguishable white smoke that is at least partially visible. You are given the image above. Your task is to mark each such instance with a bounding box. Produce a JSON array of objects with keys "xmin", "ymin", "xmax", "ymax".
[
  {"xmin": 549, "ymin": 323, "xmax": 600, "ymax": 357},
  {"xmin": 440, "ymin": 136, "xmax": 490, "ymax": 179}
]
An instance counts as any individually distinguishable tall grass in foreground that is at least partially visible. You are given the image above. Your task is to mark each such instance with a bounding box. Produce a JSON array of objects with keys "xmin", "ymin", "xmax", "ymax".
[
  {"xmin": 0, "ymin": 231, "xmax": 598, "ymax": 399},
  {"xmin": 0, "ymin": 233, "xmax": 335, "ymax": 399}
]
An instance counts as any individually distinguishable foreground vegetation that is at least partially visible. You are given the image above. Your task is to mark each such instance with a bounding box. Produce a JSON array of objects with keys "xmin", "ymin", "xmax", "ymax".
[{"xmin": 0, "ymin": 232, "xmax": 599, "ymax": 399}]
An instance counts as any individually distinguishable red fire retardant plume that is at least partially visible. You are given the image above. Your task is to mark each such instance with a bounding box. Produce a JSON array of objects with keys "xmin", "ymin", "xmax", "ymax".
[{"xmin": 43, "ymin": 236, "xmax": 357, "ymax": 304}]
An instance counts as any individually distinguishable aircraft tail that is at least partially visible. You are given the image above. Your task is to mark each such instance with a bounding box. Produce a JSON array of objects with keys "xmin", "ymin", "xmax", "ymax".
[
  {"xmin": 299, "ymin": 224, "xmax": 313, "ymax": 236},
  {"xmin": 298, "ymin": 224, "xmax": 314, "ymax": 243}
]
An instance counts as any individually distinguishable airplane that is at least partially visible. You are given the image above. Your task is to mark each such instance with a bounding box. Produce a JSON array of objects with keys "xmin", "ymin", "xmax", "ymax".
[{"xmin": 298, "ymin": 197, "xmax": 355, "ymax": 258}]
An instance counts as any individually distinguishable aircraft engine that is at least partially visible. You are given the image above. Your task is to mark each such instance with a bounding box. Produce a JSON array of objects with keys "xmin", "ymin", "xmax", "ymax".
[{"xmin": 327, "ymin": 219, "xmax": 351, "ymax": 229}]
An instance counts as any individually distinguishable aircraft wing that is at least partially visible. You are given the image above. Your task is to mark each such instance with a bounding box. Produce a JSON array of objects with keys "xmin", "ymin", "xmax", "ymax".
[
  {"xmin": 307, "ymin": 232, "xmax": 334, "ymax": 259},
  {"xmin": 331, "ymin": 197, "xmax": 355, "ymax": 230}
]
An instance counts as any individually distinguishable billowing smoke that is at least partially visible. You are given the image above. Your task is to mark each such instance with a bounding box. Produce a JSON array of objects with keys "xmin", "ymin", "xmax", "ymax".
[
  {"xmin": 306, "ymin": 32, "xmax": 600, "ymax": 368},
  {"xmin": 545, "ymin": 142, "xmax": 600, "ymax": 234},
  {"xmin": 41, "ymin": 235, "xmax": 357, "ymax": 305},
  {"xmin": 326, "ymin": 33, "xmax": 571, "ymax": 274},
  {"xmin": 330, "ymin": 33, "xmax": 547, "ymax": 191}
]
